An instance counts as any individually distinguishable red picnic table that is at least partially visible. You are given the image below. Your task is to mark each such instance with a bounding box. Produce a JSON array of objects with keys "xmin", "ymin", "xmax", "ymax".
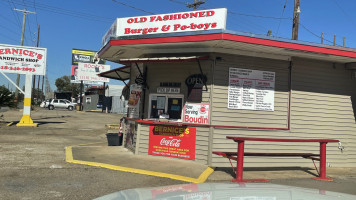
[{"xmin": 213, "ymin": 136, "xmax": 339, "ymax": 183}]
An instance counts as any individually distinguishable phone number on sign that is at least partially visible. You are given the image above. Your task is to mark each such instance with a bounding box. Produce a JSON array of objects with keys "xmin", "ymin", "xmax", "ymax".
[{"xmin": 1, "ymin": 66, "xmax": 36, "ymax": 72}]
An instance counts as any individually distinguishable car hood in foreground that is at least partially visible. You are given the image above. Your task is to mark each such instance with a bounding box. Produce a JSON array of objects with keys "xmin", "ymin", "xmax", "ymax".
[{"xmin": 94, "ymin": 182, "xmax": 356, "ymax": 200}]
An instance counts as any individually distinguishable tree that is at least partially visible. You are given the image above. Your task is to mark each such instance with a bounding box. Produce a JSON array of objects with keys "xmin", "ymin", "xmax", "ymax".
[
  {"xmin": 0, "ymin": 85, "xmax": 15, "ymax": 107},
  {"xmin": 55, "ymin": 76, "xmax": 80, "ymax": 97}
]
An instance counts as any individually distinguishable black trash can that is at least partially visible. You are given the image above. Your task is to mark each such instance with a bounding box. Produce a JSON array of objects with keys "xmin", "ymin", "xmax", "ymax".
[{"xmin": 106, "ymin": 133, "xmax": 123, "ymax": 146}]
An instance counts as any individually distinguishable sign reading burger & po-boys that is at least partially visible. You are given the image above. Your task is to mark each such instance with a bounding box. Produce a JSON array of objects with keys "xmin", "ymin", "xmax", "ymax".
[{"xmin": 102, "ymin": 8, "xmax": 227, "ymax": 43}]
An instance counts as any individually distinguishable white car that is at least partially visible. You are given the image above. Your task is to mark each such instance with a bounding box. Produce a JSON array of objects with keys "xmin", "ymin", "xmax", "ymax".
[
  {"xmin": 40, "ymin": 99, "xmax": 51, "ymax": 108},
  {"xmin": 48, "ymin": 99, "xmax": 76, "ymax": 111}
]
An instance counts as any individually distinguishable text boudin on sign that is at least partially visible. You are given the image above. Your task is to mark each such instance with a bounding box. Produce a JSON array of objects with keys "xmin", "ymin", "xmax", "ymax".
[{"xmin": 113, "ymin": 8, "xmax": 227, "ymax": 37}]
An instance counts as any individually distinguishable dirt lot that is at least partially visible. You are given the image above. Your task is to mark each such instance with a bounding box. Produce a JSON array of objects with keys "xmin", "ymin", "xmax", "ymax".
[
  {"xmin": 0, "ymin": 109, "xmax": 184, "ymax": 199},
  {"xmin": 1, "ymin": 108, "xmax": 356, "ymax": 199}
]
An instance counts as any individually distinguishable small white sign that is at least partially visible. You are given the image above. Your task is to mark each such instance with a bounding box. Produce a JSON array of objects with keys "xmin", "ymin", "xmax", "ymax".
[
  {"xmin": 228, "ymin": 68, "xmax": 275, "ymax": 111},
  {"xmin": 0, "ymin": 44, "xmax": 47, "ymax": 75},
  {"xmin": 157, "ymin": 87, "xmax": 180, "ymax": 93},
  {"xmin": 183, "ymin": 103, "xmax": 210, "ymax": 125},
  {"xmin": 77, "ymin": 63, "xmax": 110, "ymax": 82},
  {"xmin": 112, "ymin": 8, "xmax": 227, "ymax": 37}
]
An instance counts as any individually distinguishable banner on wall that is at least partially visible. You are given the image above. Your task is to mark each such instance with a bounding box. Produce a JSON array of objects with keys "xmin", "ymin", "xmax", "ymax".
[
  {"xmin": 183, "ymin": 103, "xmax": 210, "ymax": 125},
  {"xmin": 228, "ymin": 67, "xmax": 275, "ymax": 111},
  {"xmin": 148, "ymin": 125, "xmax": 196, "ymax": 160},
  {"xmin": 0, "ymin": 44, "xmax": 47, "ymax": 75}
]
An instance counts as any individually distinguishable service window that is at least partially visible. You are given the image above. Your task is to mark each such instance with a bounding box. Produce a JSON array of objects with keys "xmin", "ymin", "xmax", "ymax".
[{"xmin": 149, "ymin": 94, "xmax": 184, "ymax": 120}]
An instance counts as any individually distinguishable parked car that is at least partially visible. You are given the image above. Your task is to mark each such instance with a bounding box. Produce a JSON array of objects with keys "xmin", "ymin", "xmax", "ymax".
[
  {"xmin": 48, "ymin": 99, "xmax": 76, "ymax": 111},
  {"xmin": 40, "ymin": 99, "xmax": 52, "ymax": 108}
]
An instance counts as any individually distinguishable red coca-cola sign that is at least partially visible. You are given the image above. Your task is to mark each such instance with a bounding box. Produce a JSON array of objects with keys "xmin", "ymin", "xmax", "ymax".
[{"xmin": 148, "ymin": 125, "xmax": 196, "ymax": 160}]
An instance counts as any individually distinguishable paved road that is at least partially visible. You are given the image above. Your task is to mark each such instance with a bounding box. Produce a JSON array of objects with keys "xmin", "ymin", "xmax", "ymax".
[{"xmin": 0, "ymin": 109, "xmax": 184, "ymax": 199}]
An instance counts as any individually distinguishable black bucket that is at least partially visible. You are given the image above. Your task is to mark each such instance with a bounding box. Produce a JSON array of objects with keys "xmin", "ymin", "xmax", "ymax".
[{"xmin": 106, "ymin": 133, "xmax": 123, "ymax": 146}]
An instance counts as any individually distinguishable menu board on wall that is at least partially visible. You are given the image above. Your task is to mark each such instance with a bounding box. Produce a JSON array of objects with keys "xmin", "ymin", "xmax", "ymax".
[{"xmin": 228, "ymin": 68, "xmax": 275, "ymax": 111}]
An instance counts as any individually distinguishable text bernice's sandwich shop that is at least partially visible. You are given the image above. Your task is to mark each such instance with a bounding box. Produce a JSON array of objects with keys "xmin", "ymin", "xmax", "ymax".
[{"xmin": 97, "ymin": 8, "xmax": 356, "ymax": 168}]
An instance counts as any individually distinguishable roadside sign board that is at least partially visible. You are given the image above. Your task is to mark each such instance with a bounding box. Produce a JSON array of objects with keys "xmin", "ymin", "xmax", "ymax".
[
  {"xmin": 77, "ymin": 62, "xmax": 110, "ymax": 82},
  {"xmin": 0, "ymin": 44, "xmax": 47, "ymax": 75}
]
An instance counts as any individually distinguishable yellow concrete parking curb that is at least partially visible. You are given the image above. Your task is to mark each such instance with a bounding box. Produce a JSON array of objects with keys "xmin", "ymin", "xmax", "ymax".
[{"xmin": 65, "ymin": 145, "xmax": 215, "ymax": 183}]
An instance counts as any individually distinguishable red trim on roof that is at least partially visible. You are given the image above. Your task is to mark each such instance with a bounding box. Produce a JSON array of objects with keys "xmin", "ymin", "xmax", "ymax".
[
  {"xmin": 118, "ymin": 56, "xmax": 210, "ymax": 63},
  {"xmin": 108, "ymin": 33, "xmax": 356, "ymax": 59}
]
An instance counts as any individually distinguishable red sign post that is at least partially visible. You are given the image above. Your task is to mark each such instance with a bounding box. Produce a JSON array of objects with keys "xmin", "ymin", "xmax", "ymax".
[{"xmin": 148, "ymin": 125, "xmax": 196, "ymax": 160}]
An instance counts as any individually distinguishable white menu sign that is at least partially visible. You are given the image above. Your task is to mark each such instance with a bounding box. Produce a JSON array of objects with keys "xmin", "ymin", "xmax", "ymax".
[{"xmin": 228, "ymin": 68, "xmax": 275, "ymax": 111}]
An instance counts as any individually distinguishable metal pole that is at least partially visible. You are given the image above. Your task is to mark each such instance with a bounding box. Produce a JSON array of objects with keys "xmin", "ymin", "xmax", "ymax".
[{"xmin": 80, "ymin": 81, "xmax": 83, "ymax": 111}]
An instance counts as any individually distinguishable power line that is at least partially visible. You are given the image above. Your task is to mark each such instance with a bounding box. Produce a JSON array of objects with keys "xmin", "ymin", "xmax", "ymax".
[
  {"xmin": 1, "ymin": 0, "xmax": 114, "ymax": 23},
  {"xmin": 0, "ymin": 23, "xmax": 21, "ymax": 36},
  {"xmin": 332, "ymin": 0, "xmax": 356, "ymax": 29},
  {"xmin": 276, "ymin": 0, "xmax": 288, "ymax": 36},
  {"xmin": 8, "ymin": 0, "xmax": 22, "ymax": 29},
  {"xmin": 169, "ymin": 0, "xmax": 185, "ymax": 5},
  {"xmin": 228, "ymin": 11, "xmax": 291, "ymax": 20},
  {"xmin": 0, "ymin": 32, "xmax": 19, "ymax": 42},
  {"xmin": 33, "ymin": 0, "xmax": 39, "ymax": 25},
  {"xmin": 111, "ymin": 0, "xmax": 155, "ymax": 15},
  {"xmin": 299, "ymin": 22, "xmax": 337, "ymax": 45}
]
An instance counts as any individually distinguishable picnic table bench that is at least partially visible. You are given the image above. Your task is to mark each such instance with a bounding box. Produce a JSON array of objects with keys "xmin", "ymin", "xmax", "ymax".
[{"xmin": 213, "ymin": 136, "xmax": 339, "ymax": 183}]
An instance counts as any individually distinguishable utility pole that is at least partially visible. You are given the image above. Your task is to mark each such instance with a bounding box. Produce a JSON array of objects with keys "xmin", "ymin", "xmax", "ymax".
[
  {"xmin": 14, "ymin": 8, "xmax": 36, "ymax": 101},
  {"xmin": 292, "ymin": 0, "xmax": 300, "ymax": 40},
  {"xmin": 187, "ymin": 0, "xmax": 205, "ymax": 11},
  {"xmin": 32, "ymin": 25, "xmax": 40, "ymax": 103}
]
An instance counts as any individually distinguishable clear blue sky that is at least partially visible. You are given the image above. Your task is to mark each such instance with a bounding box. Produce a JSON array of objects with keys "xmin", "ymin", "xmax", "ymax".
[{"xmin": 1, "ymin": 0, "xmax": 356, "ymax": 92}]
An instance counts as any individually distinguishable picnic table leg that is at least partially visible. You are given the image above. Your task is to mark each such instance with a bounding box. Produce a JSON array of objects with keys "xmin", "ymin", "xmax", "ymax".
[
  {"xmin": 232, "ymin": 140, "xmax": 269, "ymax": 183},
  {"xmin": 313, "ymin": 142, "xmax": 333, "ymax": 181},
  {"xmin": 234, "ymin": 140, "xmax": 244, "ymax": 182}
]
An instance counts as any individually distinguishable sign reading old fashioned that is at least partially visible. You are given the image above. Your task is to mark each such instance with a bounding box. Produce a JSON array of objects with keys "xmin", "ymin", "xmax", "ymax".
[
  {"xmin": 228, "ymin": 67, "xmax": 275, "ymax": 111},
  {"xmin": 0, "ymin": 44, "xmax": 47, "ymax": 75},
  {"xmin": 148, "ymin": 125, "xmax": 196, "ymax": 160},
  {"xmin": 183, "ymin": 103, "xmax": 210, "ymax": 125},
  {"xmin": 108, "ymin": 8, "xmax": 227, "ymax": 37}
]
